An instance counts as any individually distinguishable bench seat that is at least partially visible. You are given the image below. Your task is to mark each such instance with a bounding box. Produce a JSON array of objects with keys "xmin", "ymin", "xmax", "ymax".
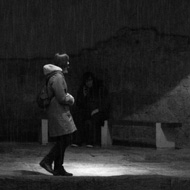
[{"xmin": 112, "ymin": 120, "xmax": 182, "ymax": 149}]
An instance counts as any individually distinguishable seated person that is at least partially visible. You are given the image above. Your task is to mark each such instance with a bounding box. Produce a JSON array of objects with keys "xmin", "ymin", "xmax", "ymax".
[{"xmin": 72, "ymin": 72, "xmax": 110, "ymax": 147}]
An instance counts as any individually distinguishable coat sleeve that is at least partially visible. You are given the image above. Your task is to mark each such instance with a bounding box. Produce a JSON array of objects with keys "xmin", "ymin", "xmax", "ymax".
[{"xmin": 51, "ymin": 74, "xmax": 68, "ymax": 104}]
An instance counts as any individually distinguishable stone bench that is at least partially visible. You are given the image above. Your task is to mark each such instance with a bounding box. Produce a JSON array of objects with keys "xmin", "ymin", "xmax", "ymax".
[
  {"xmin": 112, "ymin": 120, "xmax": 182, "ymax": 149},
  {"xmin": 40, "ymin": 119, "xmax": 112, "ymax": 147}
]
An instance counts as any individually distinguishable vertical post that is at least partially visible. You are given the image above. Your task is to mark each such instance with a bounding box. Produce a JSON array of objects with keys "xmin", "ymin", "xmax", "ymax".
[
  {"xmin": 156, "ymin": 123, "xmax": 175, "ymax": 149},
  {"xmin": 41, "ymin": 119, "xmax": 48, "ymax": 145},
  {"xmin": 101, "ymin": 120, "xmax": 112, "ymax": 147}
]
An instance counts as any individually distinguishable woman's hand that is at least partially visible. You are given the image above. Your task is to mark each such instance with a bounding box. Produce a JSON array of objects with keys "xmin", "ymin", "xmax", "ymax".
[{"xmin": 65, "ymin": 93, "xmax": 75, "ymax": 105}]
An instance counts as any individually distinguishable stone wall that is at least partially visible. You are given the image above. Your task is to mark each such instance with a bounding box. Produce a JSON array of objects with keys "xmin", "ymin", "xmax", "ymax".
[
  {"xmin": 1, "ymin": 0, "xmax": 190, "ymax": 146},
  {"xmin": 1, "ymin": 0, "xmax": 190, "ymax": 58},
  {"xmin": 70, "ymin": 27, "xmax": 190, "ymax": 147}
]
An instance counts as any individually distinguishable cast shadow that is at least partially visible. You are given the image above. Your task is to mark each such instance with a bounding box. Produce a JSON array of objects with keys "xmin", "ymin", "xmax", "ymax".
[{"xmin": 13, "ymin": 170, "xmax": 50, "ymax": 176}]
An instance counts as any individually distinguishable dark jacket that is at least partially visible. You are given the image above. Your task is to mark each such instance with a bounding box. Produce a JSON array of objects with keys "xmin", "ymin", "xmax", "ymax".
[{"xmin": 76, "ymin": 74, "xmax": 110, "ymax": 121}]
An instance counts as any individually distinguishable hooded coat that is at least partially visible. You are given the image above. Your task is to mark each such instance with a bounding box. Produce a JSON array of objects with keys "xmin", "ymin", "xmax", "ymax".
[{"xmin": 43, "ymin": 64, "xmax": 77, "ymax": 137}]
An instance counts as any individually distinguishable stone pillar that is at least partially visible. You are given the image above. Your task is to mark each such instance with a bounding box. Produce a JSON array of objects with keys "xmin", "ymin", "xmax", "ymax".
[
  {"xmin": 156, "ymin": 123, "xmax": 175, "ymax": 149},
  {"xmin": 101, "ymin": 120, "xmax": 112, "ymax": 147},
  {"xmin": 41, "ymin": 119, "xmax": 48, "ymax": 145}
]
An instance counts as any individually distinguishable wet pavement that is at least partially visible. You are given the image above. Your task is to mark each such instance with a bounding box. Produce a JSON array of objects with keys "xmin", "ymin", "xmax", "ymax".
[{"xmin": 0, "ymin": 142, "xmax": 190, "ymax": 189}]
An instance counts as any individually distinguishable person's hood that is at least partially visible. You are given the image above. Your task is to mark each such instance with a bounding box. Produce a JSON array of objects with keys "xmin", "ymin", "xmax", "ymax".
[{"xmin": 43, "ymin": 64, "xmax": 62, "ymax": 75}]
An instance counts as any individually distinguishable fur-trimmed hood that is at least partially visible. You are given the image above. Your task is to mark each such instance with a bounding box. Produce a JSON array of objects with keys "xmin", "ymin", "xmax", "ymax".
[{"xmin": 43, "ymin": 64, "xmax": 62, "ymax": 76}]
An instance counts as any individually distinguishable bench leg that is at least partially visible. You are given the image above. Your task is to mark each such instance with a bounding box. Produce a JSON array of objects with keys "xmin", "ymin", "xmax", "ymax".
[
  {"xmin": 156, "ymin": 123, "xmax": 175, "ymax": 149},
  {"xmin": 101, "ymin": 120, "xmax": 112, "ymax": 147},
  {"xmin": 41, "ymin": 119, "xmax": 48, "ymax": 145}
]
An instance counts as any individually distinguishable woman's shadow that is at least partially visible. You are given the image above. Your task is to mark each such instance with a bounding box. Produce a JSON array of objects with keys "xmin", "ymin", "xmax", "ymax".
[{"xmin": 13, "ymin": 170, "xmax": 50, "ymax": 176}]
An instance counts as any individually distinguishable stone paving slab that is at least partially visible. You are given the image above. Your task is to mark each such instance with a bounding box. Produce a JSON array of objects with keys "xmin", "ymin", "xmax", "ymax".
[{"xmin": 0, "ymin": 142, "xmax": 190, "ymax": 189}]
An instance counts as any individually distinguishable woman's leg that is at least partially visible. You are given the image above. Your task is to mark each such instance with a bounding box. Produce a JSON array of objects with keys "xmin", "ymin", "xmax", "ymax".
[
  {"xmin": 53, "ymin": 134, "xmax": 72, "ymax": 175},
  {"xmin": 39, "ymin": 139, "xmax": 57, "ymax": 174}
]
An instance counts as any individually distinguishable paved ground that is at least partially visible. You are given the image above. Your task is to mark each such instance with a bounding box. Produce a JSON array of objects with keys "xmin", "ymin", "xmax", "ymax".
[{"xmin": 0, "ymin": 142, "xmax": 190, "ymax": 190}]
